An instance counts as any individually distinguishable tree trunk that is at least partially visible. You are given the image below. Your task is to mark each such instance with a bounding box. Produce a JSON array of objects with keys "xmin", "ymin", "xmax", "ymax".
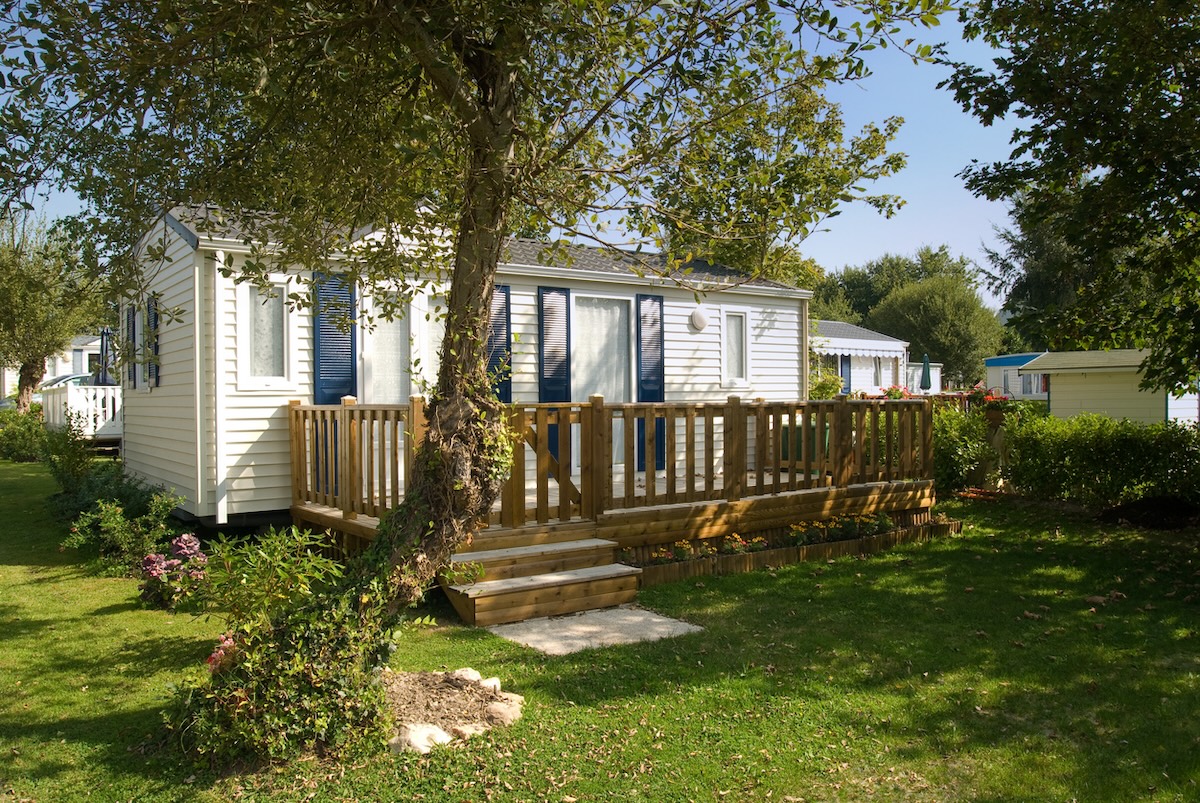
[
  {"xmin": 366, "ymin": 43, "xmax": 520, "ymax": 617},
  {"xmin": 16, "ymin": 359, "xmax": 42, "ymax": 414}
]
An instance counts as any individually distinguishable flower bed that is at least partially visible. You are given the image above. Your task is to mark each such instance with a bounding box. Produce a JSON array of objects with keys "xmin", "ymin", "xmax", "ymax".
[{"xmin": 626, "ymin": 516, "xmax": 962, "ymax": 587}]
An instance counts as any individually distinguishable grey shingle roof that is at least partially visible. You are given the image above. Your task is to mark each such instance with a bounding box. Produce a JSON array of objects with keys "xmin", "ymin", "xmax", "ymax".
[
  {"xmin": 502, "ymin": 239, "xmax": 797, "ymax": 290},
  {"xmin": 166, "ymin": 209, "xmax": 800, "ymax": 291},
  {"xmin": 815, "ymin": 320, "xmax": 906, "ymax": 343}
]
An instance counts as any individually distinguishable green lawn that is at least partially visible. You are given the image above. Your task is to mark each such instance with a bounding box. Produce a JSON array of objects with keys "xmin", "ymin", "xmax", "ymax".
[{"xmin": 1, "ymin": 459, "xmax": 1197, "ymax": 801}]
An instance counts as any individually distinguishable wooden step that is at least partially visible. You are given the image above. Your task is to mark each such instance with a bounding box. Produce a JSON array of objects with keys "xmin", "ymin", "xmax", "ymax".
[
  {"xmin": 442, "ymin": 564, "xmax": 641, "ymax": 626},
  {"xmin": 450, "ymin": 538, "xmax": 618, "ymax": 582},
  {"xmin": 465, "ymin": 519, "xmax": 598, "ymax": 552}
]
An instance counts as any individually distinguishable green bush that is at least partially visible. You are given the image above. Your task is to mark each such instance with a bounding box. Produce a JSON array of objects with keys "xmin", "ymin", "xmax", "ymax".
[
  {"xmin": 50, "ymin": 459, "xmax": 159, "ymax": 522},
  {"xmin": 42, "ymin": 411, "xmax": 95, "ymax": 490},
  {"xmin": 0, "ymin": 408, "xmax": 46, "ymax": 462},
  {"xmin": 198, "ymin": 526, "xmax": 344, "ymax": 630},
  {"xmin": 164, "ymin": 526, "xmax": 390, "ymax": 762},
  {"xmin": 932, "ymin": 405, "xmax": 993, "ymax": 492},
  {"xmin": 62, "ymin": 488, "xmax": 184, "ymax": 574},
  {"xmin": 1005, "ymin": 414, "xmax": 1200, "ymax": 507}
]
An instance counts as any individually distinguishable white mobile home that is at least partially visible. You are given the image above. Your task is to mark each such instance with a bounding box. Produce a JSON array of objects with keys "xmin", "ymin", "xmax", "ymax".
[
  {"xmin": 985, "ymin": 352, "xmax": 1049, "ymax": 401},
  {"xmin": 811, "ymin": 320, "xmax": 908, "ymax": 396},
  {"xmin": 123, "ymin": 211, "xmax": 811, "ymax": 526},
  {"xmin": 1019, "ymin": 349, "xmax": 1200, "ymax": 424}
]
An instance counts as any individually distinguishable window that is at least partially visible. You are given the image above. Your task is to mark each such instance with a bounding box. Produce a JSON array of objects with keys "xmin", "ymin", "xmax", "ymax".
[
  {"xmin": 723, "ymin": 309, "xmax": 749, "ymax": 386},
  {"xmin": 238, "ymin": 282, "xmax": 294, "ymax": 390},
  {"xmin": 873, "ymin": 357, "xmax": 883, "ymax": 386},
  {"xmin": 249, "ymin": 286, "xmax": 286, "ymax": 377}
]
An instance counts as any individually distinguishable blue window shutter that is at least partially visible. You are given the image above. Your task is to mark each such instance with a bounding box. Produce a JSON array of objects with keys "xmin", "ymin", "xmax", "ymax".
[
  {"xmin": 636, "ymin": 294, "xmax": 665, "ymax": 470},
  {"xmin": 538, "ymin": 287, "xmax": 570, "ymax": 403},
  {"xmin": 487, "ymin": 285, "xmax": 512, "ymax": 403},
  {"xmin": 313, "ymin": 275, "xmax": 357, "ymax": 404},
  {"xmin": 126, "ymin": 304, "xmax": 137, "ymax": 385},
  {"xmin": 538, "ymin": 287, "xmax": 570, "ymax": 465},
  {"xmin": 840, "ymin": 354, "xmax": 851, "ymax": 394},
  {"xmin": 147, "ymin": 297, "xmax": 160, "ymax": 386}
]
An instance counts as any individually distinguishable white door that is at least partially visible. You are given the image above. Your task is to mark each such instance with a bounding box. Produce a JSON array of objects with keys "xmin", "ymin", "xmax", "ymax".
[{"xmin": 572, "ymin": 296, "xmax": 632, "ymax": 465}]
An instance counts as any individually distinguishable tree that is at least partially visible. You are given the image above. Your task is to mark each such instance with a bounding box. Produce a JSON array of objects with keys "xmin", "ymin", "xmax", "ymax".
[
  {"xmin": 1, "ymin": 0, "xmax": 952, "ymax": 757},
  {"xmin": 947, "ymin": 1, "xmax": 1200, "ymax": 392},
  {"xmin": 869, "ymin": 274, "xmax": 1003, "ymax": 386},
  {"xmin": 0, "ymin": 215, "xmax": 102, "ymax": 413},
  {"xmin": 649, "ymin": 80, "xmax": 906, "ymax": 277},
  {"xmin": 983, "ymin": 192, "xmax": 1152, "ymax": 353},
  {"xmin": 823, "ymin": 244, "xmax": 976, "ymax": 322}
]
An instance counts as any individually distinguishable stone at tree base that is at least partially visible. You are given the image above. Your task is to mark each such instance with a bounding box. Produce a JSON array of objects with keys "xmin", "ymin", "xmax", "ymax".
[
  {"xmin": 450, "ymin": 722, "xmax": 490, "ymax": 739},
  {"xmin": 485, "ymin": 701, "xmax": 522, "ymax": 726},
  {"xmin": 386, "ymin": 667, "xmax": 526, "ymax": 754},
  {"xmin": 392, "ymin": 723, "xmax": 454, "ymax": 754}
]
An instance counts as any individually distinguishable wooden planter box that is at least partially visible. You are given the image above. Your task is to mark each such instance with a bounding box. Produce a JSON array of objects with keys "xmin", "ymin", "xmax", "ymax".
[{"xmin": 637, "ymin": 521, "xmax": 961, "ymax": 588}]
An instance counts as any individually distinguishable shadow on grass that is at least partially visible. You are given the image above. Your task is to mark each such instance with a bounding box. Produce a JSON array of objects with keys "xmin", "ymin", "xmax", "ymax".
[
  {"xmin": 0, "ymin": 705, "xmax": 209, "ymax": 795},
  {"xmin": 491, "ymin": 499, "xmax": 1200, "ymax": 797}
]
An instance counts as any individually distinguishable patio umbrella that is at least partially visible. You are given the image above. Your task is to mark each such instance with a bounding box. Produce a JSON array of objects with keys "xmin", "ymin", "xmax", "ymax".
[{"xmin": 919, "ymin": 353, "xmax": 932, "ymax": 392}]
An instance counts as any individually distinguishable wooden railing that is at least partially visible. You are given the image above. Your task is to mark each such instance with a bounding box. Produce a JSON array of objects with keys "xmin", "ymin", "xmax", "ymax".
[
  {"xmin": 42, "ymin": 385, "xmax": 123, "ymax": 440},
  {"xmin": 289, "ymin": 396, "xmax": 934, "ymax": 529}
]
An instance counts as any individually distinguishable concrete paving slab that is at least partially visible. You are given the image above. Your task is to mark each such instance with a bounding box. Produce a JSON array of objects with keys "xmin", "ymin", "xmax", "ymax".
[{"xmin": 487, "ymin": 605, "xmax": 702, "ymax": 655}]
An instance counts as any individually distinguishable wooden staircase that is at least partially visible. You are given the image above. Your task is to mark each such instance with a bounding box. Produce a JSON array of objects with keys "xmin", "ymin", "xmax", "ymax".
[{"xmin": 439, "ymin": 521, "xmax": 641, "ymax": 626}]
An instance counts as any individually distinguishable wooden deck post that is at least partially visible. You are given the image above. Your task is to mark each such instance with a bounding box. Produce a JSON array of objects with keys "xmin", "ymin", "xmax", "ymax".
[
  {"xmin": 404, "ymin": 396, "xmax": 425, "ymax": 489},
  {"xmin": 499, "ymin": 404, "xmax": 526, "ymax": 528},
  {"xmin": 921, "ymin": 398, "xmax": 934, "ymax": 480},
  {"xmin": 725, "ymin": 396, "xmax": 745, "ymax": 501},
  {"xmin": 581, "ymin": 395, "xmax": 606, "ymax": 520},
  {"xmin": 289, "ymin": 400, "xmax": 304, "ymax": 505},
  {"xmin": 832, "ymin": 397, "xmax": 854, "ymax": 487},
  {"xmin": 340, "ymin": 396, "xmax": 359, "ymax": 521}
]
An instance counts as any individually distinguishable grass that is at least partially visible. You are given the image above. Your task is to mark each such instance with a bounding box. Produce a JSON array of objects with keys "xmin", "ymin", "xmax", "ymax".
[{"xmin": 1, "ymin": 459, "xmax": 1198, "ymax": 801}]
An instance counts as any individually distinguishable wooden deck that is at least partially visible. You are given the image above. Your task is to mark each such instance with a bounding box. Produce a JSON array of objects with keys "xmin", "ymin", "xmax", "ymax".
[{"xmin": 290, "ymin": 396, "xmax": 935, "ymax": 624}]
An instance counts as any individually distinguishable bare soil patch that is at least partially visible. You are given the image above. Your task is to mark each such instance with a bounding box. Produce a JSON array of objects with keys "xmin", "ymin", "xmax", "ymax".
[{"xmin": 381, "ymin": 669, "xmax": 505, "ymax": 730}]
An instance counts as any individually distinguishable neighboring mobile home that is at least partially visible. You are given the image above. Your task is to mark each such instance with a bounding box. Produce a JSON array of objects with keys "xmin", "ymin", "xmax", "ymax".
[
  {"xmin": 123, "ymin": 210, "xmax": 812, "ymax": 527},
  {"xmin": 1018, "ymin": 349, "xmax": 1200, "ymax": 424},
  {"xmin": 811, "ymin": 320, "xmax": 908, "ymax": 395},
  {"xmin": 904, "ymin": 359, "xmax": 943, "ymax": 395},
  {"xmin": 985, "ymin": 352, "xmax": 1049, "ymax": 401}
]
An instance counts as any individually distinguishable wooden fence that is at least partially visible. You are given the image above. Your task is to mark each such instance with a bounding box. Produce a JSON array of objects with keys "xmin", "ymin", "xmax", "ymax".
[
  {"xmin": 41, "ymin": 385, "xmax": 123, "ymax": 441},
  {"xmin": 289, "ymin": 396, "xmax": 934, "ymax": 529}
]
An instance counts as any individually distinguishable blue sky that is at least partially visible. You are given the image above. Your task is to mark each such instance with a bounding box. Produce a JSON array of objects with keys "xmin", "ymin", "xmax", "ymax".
[{"xmin": 800, "ymin": 22, "xmax": 1017, "ymax": 303}]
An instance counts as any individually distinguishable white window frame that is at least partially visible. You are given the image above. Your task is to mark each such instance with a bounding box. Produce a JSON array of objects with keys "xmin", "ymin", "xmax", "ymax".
[
  {"xmin": 721, "ymin": 306, "xmax": 752, "ymax": 389},
  {"xmin": 236, "ymin": 279, "xmax": 297, "ymax": 392}
]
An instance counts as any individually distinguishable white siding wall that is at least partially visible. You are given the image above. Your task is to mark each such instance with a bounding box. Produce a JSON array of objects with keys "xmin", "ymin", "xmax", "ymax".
[
  {"xmin": 500, "ymin": 276, "xmax": 804, "ymax": 404},
  {"xmin": 1048, "ymin": 371, "xmax": 1167, "ymax": 424},
  {"xmin": 844, "ymin": 355, "xmax": 903, "ymax": 395},
  {"xmin": 212, "ymin": 258, "xmax": 314, "ymax": 518},
  {"xmin": 988, "ymin": 365, "xmax": 1049, "ymax": 400},
  {"xmin": 122, "ymin": 224, "xmax": 204, "ymax": 513}
]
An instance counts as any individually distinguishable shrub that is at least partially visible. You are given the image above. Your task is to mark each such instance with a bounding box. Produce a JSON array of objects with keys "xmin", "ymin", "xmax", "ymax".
[
  {"xmin": 51, "ymin": 460, "xmax": 159, "ymax": 522},
  {"xmin": 63, "ymin": 488, "xmax": 184, "ymax": 574},
  {"xmin": 0, "ymin": 408, "xmax": 46, "ymax": 462},
  {"xmin": 1005, "ymin": 414, "xmax": 1200, "ymax": 508},
  {"xmin": 197, "ymin": 526, "xmax": 344, "ymax": 630},
  {"xmin": 164, "ymin": 527, "xmax": 389, "ymax": 762},
  {"xmin": 42, "ymin": 411, "xmax": 96, "ymax": 490},
  {"xmin": 932, "ymin": 404, "xmax": 993, "ymax": 492},
  {"xmin": 139, "ymin": 533, "xmax": 208, "ymax": 610}
]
